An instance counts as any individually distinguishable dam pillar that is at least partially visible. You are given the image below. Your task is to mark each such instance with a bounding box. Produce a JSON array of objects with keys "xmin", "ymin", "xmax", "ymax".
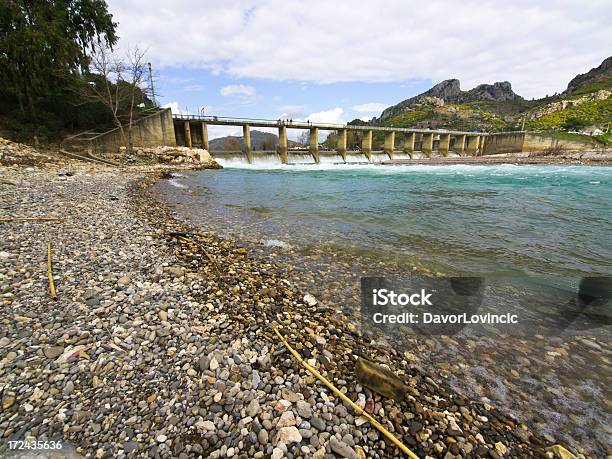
[
  {"xmin": 384, "ymin": 131, "xmax": 395, "ymax": 160},
  {"xmin": 278, "ymin": 125, "xmax": 288, "ymax": 164},
  {"xmin": 184, "ymin": 121, "xmax": 192, "ymax": 148},
  {"xmin": 439, "ymin": 133, "xmax": 450, "ymax": 157},
  {"xmin": 337, "ymin": 129, "xmax": 347, "ymax": 162},
  {"xmin": 422, "ymin": 132, "xmax": 433, "ymax": 157},
  {"xmin": 404, "ymin": 132, "xmax": 415, "ymax": 158},
  {"xmin": 201, "ymin": 122, "xmax": 209, "ymax": 150},
  {"xmin": 453, "ymin": 134, "xmax": 465, "ymax": 156},
  {"xmin": 243, "ymin": 124, "xmax": 253, "ymax": 163},
  {"xmin": 309, "ymin": 127, "xmax": 320, "ymax": 163},
  {"xmin": 466, "ymin": 136, "xmax": 479, "ymax": 156},
  {"xmin": 478, "ymin": 135, "xmax": 486, "ymax": 156},
  {"xmin": 362, "ymin": 130, "xmax": 373, "ymax": 161}
]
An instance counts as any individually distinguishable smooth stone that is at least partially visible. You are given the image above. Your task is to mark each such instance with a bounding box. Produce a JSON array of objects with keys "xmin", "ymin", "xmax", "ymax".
[
  {"xmin": 63, "ymin": 381, "xmax": 74, "ymax": 395},
  {"xmin": 310, "ymin": 416, "xmax": 325, "ymax": 431},
  {"xmin": 329, "ymin": 437, "xmax": 359, "ymax": 459},
  {"xmin": 199, "ymin": 356, "xmax": 211, "ymax": 371},
  {"xmin": 246, "ymin": 399, "xmax": 260, "ymax": 418},
  {"xmin": 124, "ymin": 441, "xmax": 138, "ymax": 453},
  {"xmin": 252, "ymin": 370, "xmax": 261, "ymax": 389},
  {"xmin": 117, "ymin": 275, "xmax": 131, "ymax": 285},
  {"xmin": 43, "ymin": 346, "xmax": 64, "ymax": 359}
]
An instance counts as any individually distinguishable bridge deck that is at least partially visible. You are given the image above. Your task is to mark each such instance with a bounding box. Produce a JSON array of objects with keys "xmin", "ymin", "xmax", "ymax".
[{"xmin": 172, "ymin": 114, "xmax": 482, "ymax": 136}]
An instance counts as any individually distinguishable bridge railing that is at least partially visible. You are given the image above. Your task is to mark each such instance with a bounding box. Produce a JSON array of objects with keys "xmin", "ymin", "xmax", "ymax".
[
  {"xmin": 172, "ymin": 114, "xmax": 347, "ymax": 128},
  {"xmin": 171, "ymin": 113, "xmax": 488, "ymax": 136}
]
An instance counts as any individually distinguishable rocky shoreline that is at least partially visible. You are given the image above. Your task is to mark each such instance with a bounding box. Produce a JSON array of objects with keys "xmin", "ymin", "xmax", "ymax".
[{"xmin": 0, "ymin": 153, "xmax": 598, "ymax": 458}]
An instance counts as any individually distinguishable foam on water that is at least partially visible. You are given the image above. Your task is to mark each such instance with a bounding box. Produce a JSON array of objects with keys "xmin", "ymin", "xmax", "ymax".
[
  {"xmin": 214, "ymin": 155, "xmax": 610, "ymax": 180},
  {"xmin": 168, "ymin": 179, "xmax": 188, "ymax": 189}
]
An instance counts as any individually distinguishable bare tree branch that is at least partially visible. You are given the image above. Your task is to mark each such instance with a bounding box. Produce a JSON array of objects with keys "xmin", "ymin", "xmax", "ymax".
[{"xmin": 81, "ymin": 43, "xmax": 149, "ymax": 154}]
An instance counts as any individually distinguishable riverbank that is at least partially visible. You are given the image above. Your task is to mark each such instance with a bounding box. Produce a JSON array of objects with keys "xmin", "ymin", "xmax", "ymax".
[
  {"xmin": 0, "ymin": 151, "xmax": 602, "ymax": 458},
  {"xmin": 383, "ymin": 150, "xmax": 612, "ymax": 165},
  {"xmin": 155, "ymin": 165, "xmax": 611, "ymax": 457}
]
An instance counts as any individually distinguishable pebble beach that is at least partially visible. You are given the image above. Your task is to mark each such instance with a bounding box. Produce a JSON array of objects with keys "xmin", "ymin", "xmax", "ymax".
[{"xmin": 0, "ymin": 141, "xmax": 603, "ymax": 458}]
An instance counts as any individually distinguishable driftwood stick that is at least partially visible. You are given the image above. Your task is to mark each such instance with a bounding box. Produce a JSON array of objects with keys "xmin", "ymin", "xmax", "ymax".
[
  {"xmin": 47, "ymin": 242, "xmax": 58, "ymax": 300},
  {"xmin": 272, "ymin": 325, "xmax": 418, "ymax": 459},
  {"xmin": 0, "ymin": 217, "xmax": 63, "ymax": 222}
]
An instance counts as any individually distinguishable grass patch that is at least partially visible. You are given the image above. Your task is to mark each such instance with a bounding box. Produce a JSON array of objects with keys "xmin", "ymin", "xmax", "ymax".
[
  {"xmin": 542, "ymin": 131, "xmax": 611, "ymax": 147},
  {"xmin": 545, "ymin": 131, "xmax": 597, "ymax": 143},
  {"xmin": 525, "ymin": 98, "xmax": 612, "ymax": 130},
  {"xmin": 594, "ymin": 133, "xmax": 612, "ymax": 146},
  {"xmin": 382, "ymin": 107, "xmax": 434, "ymax": 128}
]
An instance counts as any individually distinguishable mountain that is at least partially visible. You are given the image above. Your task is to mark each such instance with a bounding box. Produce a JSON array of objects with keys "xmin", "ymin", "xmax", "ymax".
[
  {"xmin": 563, "ymin": 56, "xmax": 612, "ymax": 96},
  {"xmin": 209, "ymin": 130, "xmax": 299, "ymax": 150},
  {"xmin": 377, "ymin": 79, "xmax": 522, "ymax": 121},
  {"xmin": 365, "ymin": 56, "xmax": 611, "ymax": 138}
]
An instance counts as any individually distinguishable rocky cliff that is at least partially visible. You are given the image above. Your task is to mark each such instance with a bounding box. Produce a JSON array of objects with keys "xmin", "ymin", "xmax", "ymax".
[
  {"xmin": 563, "ymin": 56, "xmax": 612, "ymax": 96},
  {"xmin": 366, "ymin": 56, "xmax": 610, "ymax": 136},
  {"xmin": 377, "ymin": 79, "xmax": 522, "ymax": 121}
]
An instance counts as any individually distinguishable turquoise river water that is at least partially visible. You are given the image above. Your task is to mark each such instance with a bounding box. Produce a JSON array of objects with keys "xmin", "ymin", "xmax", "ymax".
[
  {"xmin": 166, "ymin": 162, "xmax": 611, "ymax": 281},
  {"xmin": 156, "ymin": 161, "xmax": 612, "ymax": 455}
]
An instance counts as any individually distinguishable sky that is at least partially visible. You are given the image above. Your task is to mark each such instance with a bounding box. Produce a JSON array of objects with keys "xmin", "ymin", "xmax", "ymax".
[{"xmin": 107, "ymin": 0, "xmax": 612, "ymax": 139}]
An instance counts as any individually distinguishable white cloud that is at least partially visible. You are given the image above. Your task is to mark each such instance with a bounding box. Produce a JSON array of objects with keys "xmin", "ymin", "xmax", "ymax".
[
  {"xmin": 352, "ymin": 103, "xmax": 388, "ymax": 113},
  {"xmin": 279, "ymin": 105, "xmax": 305, "ymax": 117},
  {"xmin": 220, "ymin": 84, "xmax": 255, "ymax": 97},
  {"xmin": 184, "ymin": 84, "xmax": 205, "ymax": 92},
  {"xmin": 359, "ymin": 116, "xmax": 373, "ymax": 122},
  {"xmin": 302, "ymin": 107, "xmax": 345, "ymax": 125},
  {"xmin": 162, "ymin": 101, "xmax": 189, "ymax": 115},
  {"xmin": 108, "ymin": 0, "xmax": 612, "ymax": 98},
  {"xmin": 207, "ymin": 125, "xmax": 242, "ymax": 140},
  {"xmin": 207, "ymin": 125, "xmax": 279, "ymax": 140}
]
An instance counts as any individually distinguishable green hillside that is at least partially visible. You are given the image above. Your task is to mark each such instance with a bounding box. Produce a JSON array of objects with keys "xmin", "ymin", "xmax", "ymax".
[
  {"xmin": 524, "ymin": 98, "xmax": 612, "ymax": 131},
  {"xmin": 380, "ymin": 103, "xmax": 512, "ymax": 132},
  {"xmin": 365, "ymin": 56, "xmax": 612, "ymax": 138},
  {"xmin": 569, "ymin": 76, "xmax": 612, "ymax": 96},
  {"xmin": 374, "ymin": 92, "xmax": 611, "ymax": 134}
]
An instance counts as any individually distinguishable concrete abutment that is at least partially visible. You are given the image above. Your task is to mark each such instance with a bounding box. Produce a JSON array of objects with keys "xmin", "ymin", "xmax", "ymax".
[
  {"xmin": 384, "ymin": 131, "xmax": 395, "ymax": 160},
  {"xmin": 362, "ymin": 130, "xmax": 373, "ymax": 161},
  {"xmin": 278, "ymin": 125, "xmax": 288, "ymax": 164}
]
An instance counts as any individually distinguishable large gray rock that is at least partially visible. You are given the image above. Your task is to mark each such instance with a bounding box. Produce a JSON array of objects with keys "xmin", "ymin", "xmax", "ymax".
[{"xmin": 329, "ymin": 437, "xmax": 359, "ymax": 459}]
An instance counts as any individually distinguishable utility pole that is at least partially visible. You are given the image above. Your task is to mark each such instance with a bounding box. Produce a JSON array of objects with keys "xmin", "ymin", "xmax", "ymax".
[{"xmin": 147, "ymin": 62, "xmax": 156, "ymax": 106}]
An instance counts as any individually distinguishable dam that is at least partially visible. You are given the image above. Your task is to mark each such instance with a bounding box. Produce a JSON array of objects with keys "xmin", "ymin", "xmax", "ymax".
[
  {"xmin": 64, "ymin": 108, "xmax": 601, "ymax": 162},
  {"xmin": 172, "ymin": 114, "xmax": 486, "ymax": 164}
]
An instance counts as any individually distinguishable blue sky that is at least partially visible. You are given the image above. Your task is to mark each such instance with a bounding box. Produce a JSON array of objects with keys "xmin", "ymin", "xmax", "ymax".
[
  {"xmin": 157, "ymin": 66, "xmax": 432, "ymax": 129},
  {"xmin": 107, "ymin": 0, "xmax": 612, "ymax": 139}
]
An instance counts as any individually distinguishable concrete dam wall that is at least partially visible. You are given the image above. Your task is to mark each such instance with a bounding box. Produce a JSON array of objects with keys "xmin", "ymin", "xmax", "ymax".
[
  {"xmin": 65, "ymin": 109, "xmax": 601, "ymax": 160},
  {"xmin": 484, "ymin": 132, "xmax": 599, "ymax": 155}
]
